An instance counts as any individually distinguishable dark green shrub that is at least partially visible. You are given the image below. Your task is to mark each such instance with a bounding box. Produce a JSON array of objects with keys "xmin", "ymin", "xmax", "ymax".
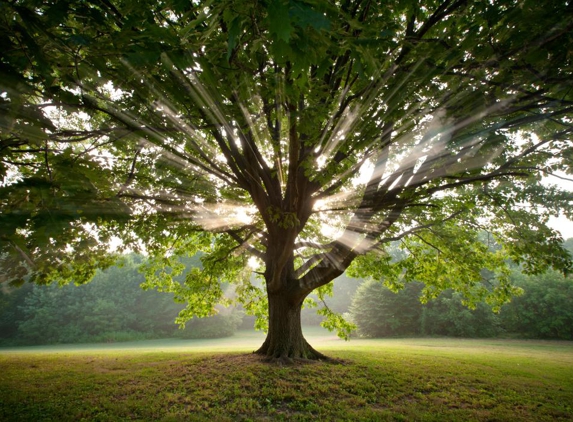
[
  {"xmin": 0, "ymin": 283, "xmax": 32, "ymax": 344},
  {"xmin": 422, "ymin": 291, "xmax": 501, "ymax": 338},
  {"xmin": 500, "ymin": 270, "xmax": 573, "ymax": 340}
]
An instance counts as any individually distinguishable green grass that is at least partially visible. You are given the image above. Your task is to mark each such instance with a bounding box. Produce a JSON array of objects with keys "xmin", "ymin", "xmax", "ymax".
[{"xmin": 1, "ymin": 329, "xmax": 572, "ymax": 421}]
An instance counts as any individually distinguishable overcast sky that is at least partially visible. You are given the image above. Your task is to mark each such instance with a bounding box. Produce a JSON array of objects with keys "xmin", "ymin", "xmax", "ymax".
[{"xmin": 549, "ymin": 214, "xmax": 573, "ymax": 240}]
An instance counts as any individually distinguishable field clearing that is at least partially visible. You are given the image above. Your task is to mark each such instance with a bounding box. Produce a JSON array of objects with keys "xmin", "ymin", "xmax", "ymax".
[{"xmin": 1, "ymin": 330, "xmax": 572, "ymax": 421}]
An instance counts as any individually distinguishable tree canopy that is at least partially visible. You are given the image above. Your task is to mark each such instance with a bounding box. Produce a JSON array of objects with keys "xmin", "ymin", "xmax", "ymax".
[{"xmin": 1, "ymin": 0, "xmax": 573, "ymax": 359}]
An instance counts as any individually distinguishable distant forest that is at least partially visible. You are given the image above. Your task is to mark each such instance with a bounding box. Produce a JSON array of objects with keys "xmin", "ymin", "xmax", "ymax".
[{"xmin": 2, "ymin": 240, "xmax": 573, "ymax": 346}]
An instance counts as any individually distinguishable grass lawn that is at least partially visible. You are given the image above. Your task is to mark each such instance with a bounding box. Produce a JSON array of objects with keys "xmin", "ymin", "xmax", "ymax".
[{"xmin": 1, "ymin": 329, "xmax": 572, "ymax": 421}]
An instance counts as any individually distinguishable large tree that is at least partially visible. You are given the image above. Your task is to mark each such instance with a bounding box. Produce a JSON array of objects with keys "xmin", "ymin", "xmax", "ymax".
[{"xmin": 1, "ymin": 0, "xmax": 573, "ymax": 361}]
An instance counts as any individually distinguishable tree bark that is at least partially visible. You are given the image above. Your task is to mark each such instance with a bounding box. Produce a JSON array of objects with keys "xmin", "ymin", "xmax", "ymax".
[{"xmin": 254, "ymin": 290, "xmax": 327, "ymax": 363}]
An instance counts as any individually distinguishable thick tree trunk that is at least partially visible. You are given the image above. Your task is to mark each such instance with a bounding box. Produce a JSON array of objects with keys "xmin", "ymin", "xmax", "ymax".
[{"xmin": 254, "ymin": 291, "xmax": 327, "ymax": 363}]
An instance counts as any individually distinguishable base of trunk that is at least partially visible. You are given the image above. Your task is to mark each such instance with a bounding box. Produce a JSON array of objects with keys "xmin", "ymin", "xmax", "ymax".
[
  {"xmin": 254, "ymin": 334, "xmax": 328, "ymax": 364},
  {"xmin": 254, "ymin": 292, "xmax": 329, "ymax": 364}
]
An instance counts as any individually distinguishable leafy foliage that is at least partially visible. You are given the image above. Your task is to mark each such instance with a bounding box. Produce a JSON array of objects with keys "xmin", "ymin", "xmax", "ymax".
[
  {"xmin": 1, "ymin": 0, "xmax": 573, "ymax": 354},
  {"xmin": 301, "ymin": 273, "xmax": 362, "ymax": 325}
]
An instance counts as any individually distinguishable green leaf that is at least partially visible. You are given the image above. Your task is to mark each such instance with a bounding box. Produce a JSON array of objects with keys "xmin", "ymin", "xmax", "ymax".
[
  {"xmin": 226, "ymin": 17, "xmax": 242, "ymax": 61},
  {"xmin": 289, "ymin": 1, "xmax": 330, "ymax": 31},
  {"xmin": 267, "ymin": 0, "xmax": 294, "ymax": 43}
]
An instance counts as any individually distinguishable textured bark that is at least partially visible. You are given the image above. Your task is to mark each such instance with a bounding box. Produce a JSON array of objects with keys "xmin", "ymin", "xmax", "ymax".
[{"xmin": 255, "ymin": 291, "xmax": 327, "ymax": 363}]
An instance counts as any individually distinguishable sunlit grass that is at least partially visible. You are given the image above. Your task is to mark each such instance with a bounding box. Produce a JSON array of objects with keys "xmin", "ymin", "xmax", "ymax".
[{"xmin": 1, "ymin": 331, "xmax": 572, "ymax": 421}]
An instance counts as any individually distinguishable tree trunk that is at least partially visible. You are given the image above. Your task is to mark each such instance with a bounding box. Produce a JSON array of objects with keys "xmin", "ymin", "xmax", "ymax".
[{"xmin": 254, "ymin": 291, "xmax": 327, "ymax": 363}]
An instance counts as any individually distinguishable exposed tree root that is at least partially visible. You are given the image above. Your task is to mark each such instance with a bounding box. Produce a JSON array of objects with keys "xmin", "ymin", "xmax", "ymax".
[{"xmin": 254, "ymin": 339, "xmax": 332, "ymax": 365}]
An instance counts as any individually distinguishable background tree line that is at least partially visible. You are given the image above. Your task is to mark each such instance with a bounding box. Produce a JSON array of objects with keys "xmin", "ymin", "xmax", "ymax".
[
  {"xmin": 0, "ymin": 255, "xmax": 242, "ymax": 346},
  {"xmin": 1, "ymin": 239, "xmax": 573, "ymax": 346},
  {"xmin": 349, "ymin": 270, "xmax": 573, "ymax": 340},
  {"xmin": 349, "ymin": 239, "xmax": 573, "ymax": 340}
]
